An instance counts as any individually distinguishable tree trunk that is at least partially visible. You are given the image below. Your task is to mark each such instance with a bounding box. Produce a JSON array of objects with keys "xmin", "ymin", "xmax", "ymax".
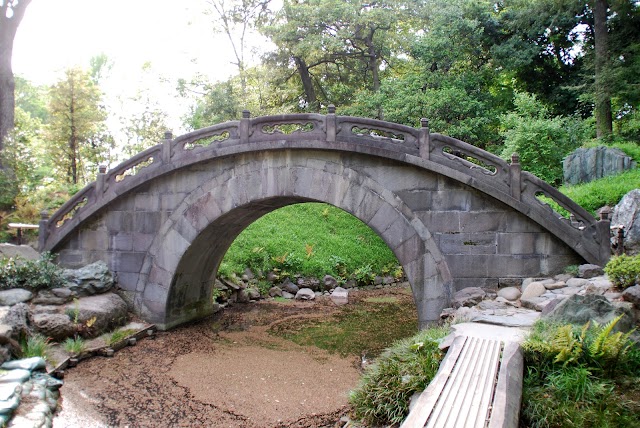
[
  {"xmin": 294, "ymin": 56, "xmax": 319, "ymax": 111},
  {"xmin": 594, "ymin": 0, "xmax": 613, "ymax": 138},
  {"xmin": 0, "ymin": 0, "xmax": 33, "ymax": 164}
]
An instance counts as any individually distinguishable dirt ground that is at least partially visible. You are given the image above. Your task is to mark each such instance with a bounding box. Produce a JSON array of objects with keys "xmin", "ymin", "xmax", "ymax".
[{"xmin": 51, "ymin": 291, "xmax": 393, "ymax": 428}]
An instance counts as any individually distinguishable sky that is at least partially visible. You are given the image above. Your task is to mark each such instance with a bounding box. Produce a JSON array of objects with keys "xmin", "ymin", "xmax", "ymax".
[{"xmin": 12, "ymin": 0, "xmax": 270, "ymax": 134}]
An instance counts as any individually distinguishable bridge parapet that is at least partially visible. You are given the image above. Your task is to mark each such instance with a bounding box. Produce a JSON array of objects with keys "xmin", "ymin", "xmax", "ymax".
[{"xmin": 40, "ymin": 109, "xmax": 610, "ymax": 266}]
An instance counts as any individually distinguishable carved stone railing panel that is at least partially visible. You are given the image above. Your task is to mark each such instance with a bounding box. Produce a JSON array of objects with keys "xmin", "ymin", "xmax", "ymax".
[
  {"xmin": 429, "ymin": 134, "xmax": 510, "ymax": 190},
  {"xmin": 336, "ymin": 117, "xmax": 420, "ymax": 154},
  {"xmin": 174, "ymin": 123, "xmax": 240, "ymax": 157},
  {"xmin": 47, "ymin": 185, "xmax": 95, "ymax": 232},
  {"xmin": 103, "ymin": 146, "xmax": 162, "ymax": 193},
  {"xmin": 248, "ymin": 114, "xmax": 326, "ymax": 142}
]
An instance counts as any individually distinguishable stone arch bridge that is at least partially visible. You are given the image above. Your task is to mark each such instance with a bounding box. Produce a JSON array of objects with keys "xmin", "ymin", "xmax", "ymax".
[{"xmin": 39, "ymin": 108, "xmax": 611, "ymax": 330}]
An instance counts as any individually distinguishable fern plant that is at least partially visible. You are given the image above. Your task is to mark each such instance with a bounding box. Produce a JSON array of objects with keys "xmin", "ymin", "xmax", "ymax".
[{"xmin": 587, "ymin": 315, "xmax": 635, "ymax": 372}]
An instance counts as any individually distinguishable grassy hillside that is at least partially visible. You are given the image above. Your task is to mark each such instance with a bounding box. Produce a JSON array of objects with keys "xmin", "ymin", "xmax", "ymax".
[{"xmin": 218, "ymin": 202, "xmax": 400, "ymax": 281}]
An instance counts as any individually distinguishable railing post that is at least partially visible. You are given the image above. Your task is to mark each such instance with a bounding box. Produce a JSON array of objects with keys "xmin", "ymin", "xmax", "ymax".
[
  {"xmin": 596, "ymin": 206, "xmax": 612, "ymax": 264},
  {"xmin": 326, "ymin": 104, "xmax": 336, "ymax": 142},
  {"xmin": 38, "ymin": 210, "xmax": 49, "ymax": 252},
  {"xmin": 419, "ymin": 118, "xmax": 430, "ymax": 159},
  {"xmin": 95, "ymin": 164, "xmax": 107, "ymax": 195},
  {"xmin": 240, "ymin": 110, "xmax": 251, "ymax": 144},
  {"xmin": 509, "ymin": 153, "xmax": 521, "ymax": 201},
  {"xmin": 162, "ymin": 130, "xmax": 173, "ymax": 163}
]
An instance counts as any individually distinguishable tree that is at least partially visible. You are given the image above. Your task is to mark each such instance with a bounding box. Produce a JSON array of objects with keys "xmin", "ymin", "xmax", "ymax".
[
  {"xmin": 206, "ymin": 0, "xmax": 271, "ymax": 95},
  {"xmin": 47, "ymin": 67, "xmax": 109, "ymax": 185},
  {"xmin": 0, "ymin": 0, "xmax": 33, "ymax": 162},
  {"xmin": 593, "ymin": 0, "xmax": 612, "ymax": 137}
]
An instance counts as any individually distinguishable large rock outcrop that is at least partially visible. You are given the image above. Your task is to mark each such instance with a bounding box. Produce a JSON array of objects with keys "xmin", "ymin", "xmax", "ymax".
[
  {"xmin": 563, "ymin": 146, "xmax": 636, "ymax": 185},
  {"xmin": 612, "ymin": 189, "xmax": 640, "ymax": 255}
]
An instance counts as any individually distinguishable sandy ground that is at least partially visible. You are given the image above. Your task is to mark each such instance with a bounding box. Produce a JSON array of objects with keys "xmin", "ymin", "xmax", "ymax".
[{"xmin": 52, "ymin": 297, "xmax": 365, "ymax": 428}]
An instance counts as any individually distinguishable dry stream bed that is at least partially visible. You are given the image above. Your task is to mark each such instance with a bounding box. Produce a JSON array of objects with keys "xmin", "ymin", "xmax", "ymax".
[{"xmin": 52, "ymin": 286, "xmax": 417, "ymax": 427}]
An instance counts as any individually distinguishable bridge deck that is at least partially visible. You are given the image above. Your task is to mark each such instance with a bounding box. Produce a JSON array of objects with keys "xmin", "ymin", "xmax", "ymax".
[{"xmin": 401, "ymin": 325, "xmax": 524, "ymax": 428}]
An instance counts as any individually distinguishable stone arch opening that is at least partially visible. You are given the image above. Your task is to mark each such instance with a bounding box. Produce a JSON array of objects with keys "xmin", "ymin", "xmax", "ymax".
[{"xmin": 134, "ymin": 151, "xmax": 453, "ymax": 329}]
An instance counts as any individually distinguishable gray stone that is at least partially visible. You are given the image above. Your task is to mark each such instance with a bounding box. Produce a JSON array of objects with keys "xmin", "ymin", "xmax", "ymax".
[
  {"xmin": 0, "ymin": 289, "xmax": 32, "ymax": 307},
  {"xmin": 266, "ymin": 271, "xmax": 279, "ymax": 282},
  {"xmin": 236, "ymin": 289, "xmax": 250, "ymax": 303},
  {"xmin": 246, "ymin": 287, "xmax": 261, "ymax": 300},
  {"xmin": 471, "ymin": 311, "xmax": 540, "ymax": 328},
  {"xmin": 521, "ymin": 282, "xmax": 546, "ymax": 300},
  {"xmin": 566, "ymin": 278, "xmax": 589, "ymax": 287},
  {"xmin": 0, "ymin": 369, "xmax": 30, "ymax": 384},
  {"xmin": 497, "ymin": 287, "xmax": 521, "ymax": 301},
  {"xmin": 543, "ymin": 294, "xmax": 635, "ymax": 331},
  {"xmin": 61, "ymin": 260, "xmax": 114, "ymax": 296},
  {"xmin": 578, "ymin": 264, "xmax": 604, "ymax": 279},
  {"xmin": 280, "ymin": 278, "xmax": 299, "ymax": 295},
  {"xmin": 563, "ymin": 146, "xmax": 636, "ymax": 185},
  {"xmin": 0, "ymin": 303, "xmax": 29, "ymax": 338},
  {"xmin": 295, "ymin": 288, "xmax": 315, "ymax": 300},
  {"xmin": 281, "ymin": 291, "xmax": 295, "ymax": 299},
  {"xmin": 0, "ymin": 383, "xmax": 20, "ymax": 402},
  {"xmin": 64, "ymin": 293, "xmax": 129, "ymax": 336},
  {"xmin": 31, "ymin": 291, "xmax": 68, "ymax": 306},
  {"xmin": 30, "ymin": 312, "xmax": 76, "ymax": 341},
  {"xmin": 521, "ymin": 297, "xmax": 554, "ymax": 311},
  {"xmin": 330, "ymin": 287, "xmax": 349, "ymax": 306},
  {"xmin": 521, "ymin": 278, "xmax": 546, "ymax": 290},
  {"xmin": 1, "ymin": 357, "xmax": 45, "ymax": 372},
  {"xmin": 612, "ymin": 189, "xmax": 640, "ymax": 255},
  {"xmin": 622, "ymin": 285, "xmax": 640, "ymax": 307},
  {"xmin": 0, "ymin": 394, "xmax": 19, "ymax": 414},
  {"xmin": 544, "ymin": 281, "xmax": 566, "ymax": 290},
  {"xmin": 323, "ymin": 275, "xmax": 338, "ymax": 289},
  {"xmin": 554, "ymin": 273, "xmax": 573, "ymax": 283},
  {"xmin": 453, "ymin": 287, "xmax": 486, "ymax": 308},
  {"xmin": 0, "ymin": 244, "xmax": 39, "ymax": 261},
  {"xmin": 268, "ymin": 286, "xmax": 282, "ymax": 297}
]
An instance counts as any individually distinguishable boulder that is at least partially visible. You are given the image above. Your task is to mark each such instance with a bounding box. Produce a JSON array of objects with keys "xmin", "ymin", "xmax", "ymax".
[
  {"xmin": 1, "ymin": 357, "xmax": 45, "ymax": 372},
  {"xmin": 30, "ymin": 312, "xmax": 76, "ymax": 341},
  {"xmin": 236, "ymin": 289, "xmax": 250, "ymax": 303},
  {"xmin": 330, "ymin": 287, "xmax": 349, "ymax": 306},
  {"xmin": 64, "ymin": 293, "xmax": 129, "ymax": 336},
  {"xmin": 566, "ymin": 278, "xmax": 589, "ymax": 287},
  {"xmin": 544, "ymin": 282, "xmax": 566, "ymax": 290},
  {"xmin": 297, "ymin": 277, "xmax": 321, "ymax": 291},
  {"xmin": 612, "ymin": 189, "xmax": 640, "ymax": 255},
  {"xmin": 0, "ymin": 304, "xmax": 29, "ymax": 338},
  {"xmin": 280, "ymin": 278, "xmax": 299, "ymax": 295},
  {"xmin": 323, "ymin": 275, "xmax": 338, "ymax": 290},
  {"xmin": 497, "ymin": 287, "xmax": 521, "ymax": 301},
  {"xmin": 0, "ymin": 289, "xmax": 32, "ymax": 306},
  {"xmin": 266, "ymin": 271, "xmax": 279, "ymax": 282},
  {"xmin": 62, "ymin": 261, "xmax": 114, "ymax": 296},
  {"xmin": 563, "ymin": 146, "xmax": 636, "ymax": 185},
  {"xmin": 295, "ymin": 288, "xmax": 315, "ymax": 300},
  {"xmin": 268, "ymin": 286, "xmax": 283, "ymax": 297},
  {"xmin": 521, "ymin": 282, "xmax": 546, "ymax": 300},
  {"xmin": 453, "ymin": 287, "xmax": 486, "ymax": 308},
  {"xmin": 0, "ymin": 244, "xmax": 39, "ymax": 261},
  {"xmin": 542, "ymin": 294, "xmax": 635, "ymax": 332},
  {"xmin": 246, "ymin": 287, "xmax": 261, "ymax": 300},
  {"xmin": 281, "ymin": 291, "xmax": 295, "ymax": 299},
  {"xmin": 622, "ymin": 285, "xmax": 640, "ymax": 308},
  {"xmin": 578, "ymin": 264, "xmax": 604, "ymax": 279}
]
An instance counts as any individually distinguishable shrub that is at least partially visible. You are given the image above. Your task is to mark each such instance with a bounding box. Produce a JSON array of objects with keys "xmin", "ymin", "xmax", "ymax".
[
  {"xmin": 604, "ymin": 254, "xmax": 640, "ymax": 289},
  {"xmin": 21, "ymin": 334, "xmax": 51, "ymax": 359},
  {"xmin": 349, "ymin": 325, "xmax": 450, "ymax": 425},
  {"xmin": 0, "ymin": 252, "xmax": 65, "ymax": 291},
  {"xmin": 63, "ymin": 337, "xmax": 86, "ymax": 355}
]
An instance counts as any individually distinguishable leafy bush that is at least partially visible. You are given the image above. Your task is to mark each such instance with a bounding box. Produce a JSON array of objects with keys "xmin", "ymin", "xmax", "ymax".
[
  {"xmin": 349, "ymin": 325, "xmax": 450, "ymax": 425},
  {"xmin": 0, "ymin": 252, "xmax": 65, "ymax": 291},
  {"xmin": 500, "ymin": 92, "xmax": 588, "ymax": 186},
  {"xmin": 604, "ymin": 254, "xmax": 640, "ymax": 289}
]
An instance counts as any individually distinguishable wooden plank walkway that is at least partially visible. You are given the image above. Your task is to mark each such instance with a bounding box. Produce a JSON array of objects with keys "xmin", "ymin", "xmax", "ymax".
[{"xmin": 401, "ymin": 327, "xmax": 524, "ymax": 428}]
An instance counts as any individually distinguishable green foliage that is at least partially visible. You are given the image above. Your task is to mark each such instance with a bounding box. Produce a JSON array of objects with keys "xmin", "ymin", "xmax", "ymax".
[
  {"xmin": 0, "ymin": 253, "xmax": 65, "ymax": 291},
  {"xmin": 106, "ymin": 329, "xmax": 137, "ymax": 346},
  {"xmin": 522, "ymin": 318, "xmax": 640, "ymax": 428},
  {"xmin": 63, "ymin": 337, "xmax": 87, "ymax": 355},
  {"xmin": 348, "ymin": 325, "xmax": 450, "ymax": 425},
  {"xmin": 219, "ymin": 203, "xmax": 399, "ymax": 280},
  {"xmin": 604, "ymin": 254, "xmax": 640, "ymax": 289},
  {"xmin": 500, "ymin": 92, "xmax": 588, "ymax": 185},
  {"xmin": 21, "ymin": 334, "xmax": 51, "ymax": 359}
]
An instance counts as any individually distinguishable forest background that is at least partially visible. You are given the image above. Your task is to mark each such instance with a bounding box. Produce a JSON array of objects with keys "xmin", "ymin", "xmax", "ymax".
[{"xmin": 0, "ymin": 0, "xmax": 639, "ymax": 241}]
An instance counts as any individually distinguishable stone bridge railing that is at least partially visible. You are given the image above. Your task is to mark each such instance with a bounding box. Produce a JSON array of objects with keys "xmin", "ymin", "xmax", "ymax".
[{"xmin": 39, "ymin": 107, "xmax": 611, "ymax": 266}]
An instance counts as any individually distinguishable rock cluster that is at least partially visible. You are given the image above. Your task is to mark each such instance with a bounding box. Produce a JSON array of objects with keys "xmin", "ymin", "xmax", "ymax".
[
  {"xmin": 214, "ymin": 272, "xmax": 405, "ymax": 307},
  {"xmin": 0, "ymin": 357, "xmax": 62, "ymax": 427},
  {"xmin": 563, "ymin": 146, "xmax": 636, "ymax": 185},
  {"xmin": 444, "ymin": 264, "xmax": 639, "ymax": 331},
  {"xmin": 612, "ymin": 189, "xmax": 640, "ymax": 255}
]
